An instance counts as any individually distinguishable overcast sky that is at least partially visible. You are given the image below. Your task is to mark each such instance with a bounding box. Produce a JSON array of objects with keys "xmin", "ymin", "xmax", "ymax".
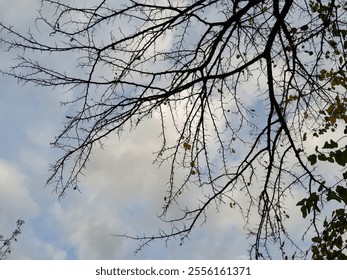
[{"xmin": 0, "ymin": 0, "xmax": 342, "ymax": 260}]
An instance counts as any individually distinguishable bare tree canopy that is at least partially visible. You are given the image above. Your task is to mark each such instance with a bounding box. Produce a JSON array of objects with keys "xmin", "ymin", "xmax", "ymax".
[{"xmin": 1, "ymin": 0, "xmax": 346, "ymax": 259}]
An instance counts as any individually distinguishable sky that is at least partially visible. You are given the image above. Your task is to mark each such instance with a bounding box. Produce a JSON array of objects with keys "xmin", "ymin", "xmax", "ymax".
[
  {"xmin": 0, "ymin": 0, "xmax": 254, "ymax": 260},
  {"xmin": 0, "ymin": 0, "xmax": 343, "ymax": 260}
]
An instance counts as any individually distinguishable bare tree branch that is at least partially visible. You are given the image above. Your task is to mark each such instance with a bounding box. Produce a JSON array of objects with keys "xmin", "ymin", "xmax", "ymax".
[{"xmin": 1, "ymin": 0, "xmax": 346, "ymax": 259}]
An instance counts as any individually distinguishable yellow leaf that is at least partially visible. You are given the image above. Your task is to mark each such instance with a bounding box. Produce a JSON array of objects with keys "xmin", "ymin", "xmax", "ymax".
[
  {"xmin": 290, "ymin": 27, "xmax": 297, "ymax": 33},
  {"xmin": 261, "ymin": 6, "xmax": 268, "ymax": 12},
  {"xmin": 183, "ymin": 142, "xmax": 191, "ymax": 150}
]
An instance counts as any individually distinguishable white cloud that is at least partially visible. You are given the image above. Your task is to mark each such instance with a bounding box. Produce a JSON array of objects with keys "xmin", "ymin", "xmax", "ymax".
[
  {"xmin": 48, "ymin": 120, "xmax": 174, "ymax": 259},
  {"xmin": 0, "ymin": 160, "xmax": 38, "ymax": 226},
  {"xmin": 27, "ymin": 113, "xmax": 253, "ymax": 259}
]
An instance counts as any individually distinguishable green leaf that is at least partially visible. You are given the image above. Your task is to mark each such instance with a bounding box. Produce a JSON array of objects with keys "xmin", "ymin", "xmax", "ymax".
[
  {"xmin": 322, "ymin": 139, "xmax": 338, "ymax": 149},
  {"xmin": 301, "ymin": 205, "xmax": 308, "ymax": 218},
  {"xmin": 334, "ymin": 236, "xmax": 343, "ymax": 249},
  {"xmin": 335, "ymin": 149, "xmax": 347, "ymax": 166},
  {"xmin": 308, "ymin": 154, "xmax": 317, "ymax": 165},
  {"xmin": 311, "ymin": 245, "xmax": 319, "ymax": 257},
  {"xmin": 335, "ymin": 208, "xmax": 345, "ymax": 217},
  {"xmin": 336, "ymin": 186, "xmax": 347, "ymax": 204},
  {"xmin": 318, "ymin": 154, "xmax": 327, "ymax": 161},
  {"xmin": 327, "ymin": 190, "xmax": 342, "ymax": 203},
  {"xmin": 327, "ymin": 156, "xmax": 335, "ymax": 163},
  {"xmin": 296, "ymin": 198, "xmax": 306, "ymax": 206},
  {"xmin": 312, "ymin": 236, "xmax": 322, "ymax": 243}
]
